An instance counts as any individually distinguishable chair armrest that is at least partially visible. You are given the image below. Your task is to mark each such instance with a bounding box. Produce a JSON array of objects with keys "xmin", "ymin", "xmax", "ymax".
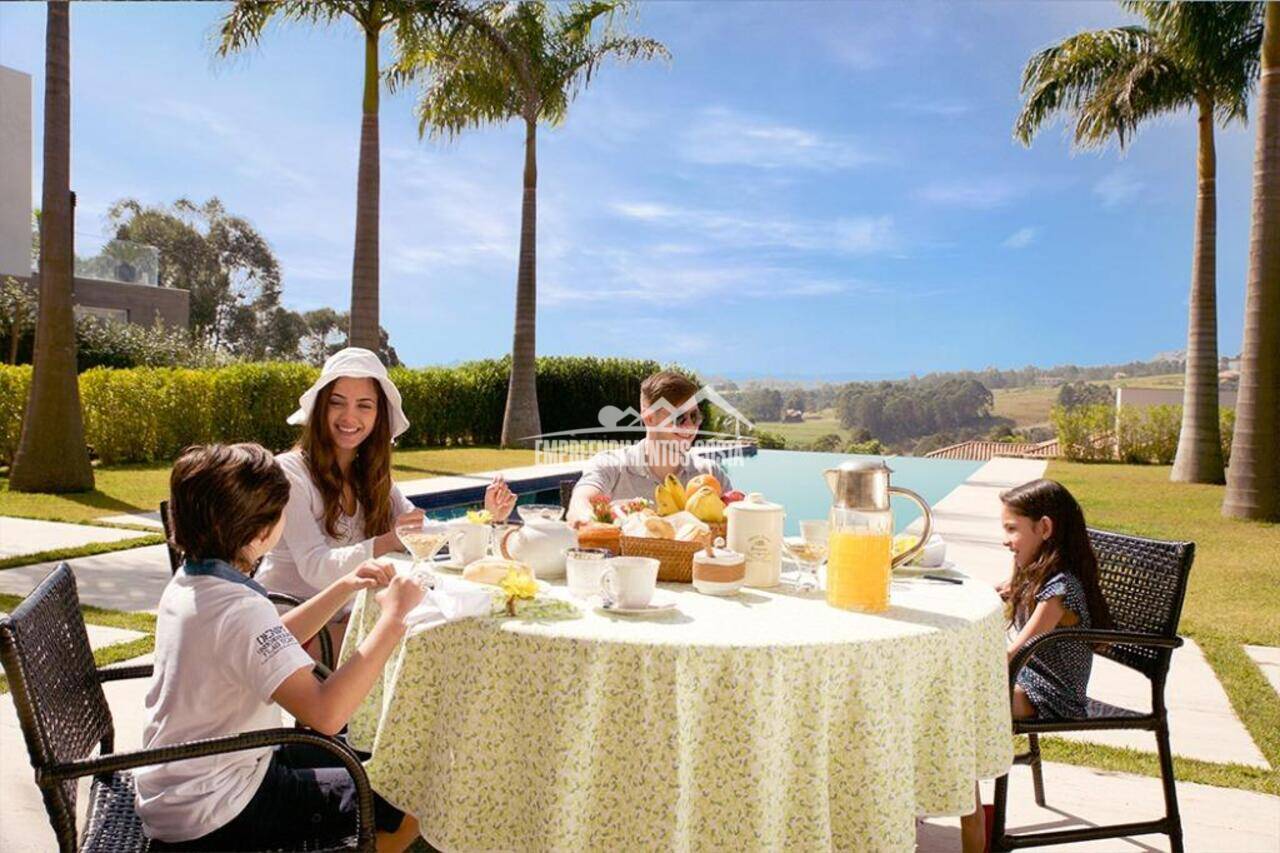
[
  {"xmin": 39, "ymin": 728, "xmax": 375, "ymax": 850},
  {"xmin": 1009, "ymin": 629, "xmax": 1183, "ymax": 687},
  {"xmin": 267, "ymin": 592, "xmax": 335, "ymax": 671},
  {"xmin": 96, "ymin": 664, "xmax": 153, "ymax": 683}
]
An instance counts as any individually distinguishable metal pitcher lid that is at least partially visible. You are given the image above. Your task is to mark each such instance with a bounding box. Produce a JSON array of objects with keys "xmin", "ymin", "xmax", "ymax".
[{"xmin": 825, "ymin": 458, "xmax": 894, "ymax": 510}]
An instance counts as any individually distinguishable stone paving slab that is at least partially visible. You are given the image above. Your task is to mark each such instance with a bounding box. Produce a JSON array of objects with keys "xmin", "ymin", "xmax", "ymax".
[
  {"xmin": 1245, "ymin": 645, "xmax": 1280, "ymax": 698},
  {"xmin": 0, "ymin": 516, "xmax": 148, "ymax": 559},
  {"xmin": 96, "ymin": 511, "xmax": 164, "ymax": 530},
  {"xmin": 919, "ymin": 760, "xmax": 1280, "ymax": 851},
  {"xmin": 0, "ymin": 545, "xmax": 172, "ymax": 613}
]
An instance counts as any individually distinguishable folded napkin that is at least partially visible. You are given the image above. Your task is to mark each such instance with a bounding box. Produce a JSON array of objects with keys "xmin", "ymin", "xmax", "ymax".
[{"xmin": 403, "ymin": 576, "xmax": 493, "ymax": 633}]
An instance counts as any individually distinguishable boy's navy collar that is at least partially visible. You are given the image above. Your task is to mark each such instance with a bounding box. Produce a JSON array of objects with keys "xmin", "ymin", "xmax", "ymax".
[{"xmin": 182, "ymin": 558, "xmax": 270, "ymax": 599}]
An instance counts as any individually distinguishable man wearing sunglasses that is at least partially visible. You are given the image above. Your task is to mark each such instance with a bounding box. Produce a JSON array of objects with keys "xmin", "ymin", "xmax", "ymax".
[{"xmin": 567, "ymin": 370, "xmax": 733, "ymax": 526}]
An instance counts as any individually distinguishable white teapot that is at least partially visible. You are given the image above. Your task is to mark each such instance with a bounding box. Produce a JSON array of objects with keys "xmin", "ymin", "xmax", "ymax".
[{"xmin": 499, "ymin": 517, "xmax": 576, "ymax": 579}]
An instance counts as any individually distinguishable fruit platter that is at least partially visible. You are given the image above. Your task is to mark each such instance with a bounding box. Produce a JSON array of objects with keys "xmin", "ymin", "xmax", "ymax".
[{"xmin": 575, "ymin": 473, "xmax": 745, "ymax": 583}]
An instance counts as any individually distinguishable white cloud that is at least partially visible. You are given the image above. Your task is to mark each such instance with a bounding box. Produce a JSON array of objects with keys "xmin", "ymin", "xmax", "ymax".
[
  {"xmin": 680, "ymin": 107, "xmax": 875, "ymax": 171},
  {"xmin": 914, "ymin": 178, "xmax": 1028, "ymax": 209},
  {"xmin": 895, "ymin": 99, "xmax": 972, "ymax": 117},
  {"xmin": 1002, "ymin": 226, "xmax": 1039, "ymax": 249},
  {"xmin": 1093, "ymin": 170, "xmax": 1143, "ymax": 208},
  {"xmin": 610, "ymin": 201, "xmax": 897, "ymax": 255}
]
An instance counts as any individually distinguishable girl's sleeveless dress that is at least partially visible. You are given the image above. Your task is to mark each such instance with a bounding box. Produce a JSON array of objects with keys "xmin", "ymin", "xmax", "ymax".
[{"xmin": 1014, "ymin": 572, "xmax": 1094, "ymax": 719}]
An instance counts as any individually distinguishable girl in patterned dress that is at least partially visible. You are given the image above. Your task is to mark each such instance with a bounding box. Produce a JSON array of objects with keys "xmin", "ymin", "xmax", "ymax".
[{"xmin": 961, "ymin": 478, "xmax": 1111, "ymax": 852}]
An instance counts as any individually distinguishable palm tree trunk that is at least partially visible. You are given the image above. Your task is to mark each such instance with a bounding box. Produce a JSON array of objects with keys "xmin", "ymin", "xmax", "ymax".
[
  {"xmin": 1224, "ymin": 2, "xmax": 1280, "ymax": 520},
  {"xmin": 500, "ymin": 116, "xmax": 542, "ymax": 449},
  {"xmin": 1171, "ymin": 93, "xmax": 1225, "ymax": 484},
  {"xmin": 9, "ymin": 0, "xmax": 93, "ymax": 493},
  {"xmin": 348, "ymin": 21, "xmax": 381, "ymax": 354}
]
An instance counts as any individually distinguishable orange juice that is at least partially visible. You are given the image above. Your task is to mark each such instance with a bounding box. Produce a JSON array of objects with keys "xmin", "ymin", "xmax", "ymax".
[{"xmin": 826, "ymin": 530, "xmax": 892, "ymax": 612}]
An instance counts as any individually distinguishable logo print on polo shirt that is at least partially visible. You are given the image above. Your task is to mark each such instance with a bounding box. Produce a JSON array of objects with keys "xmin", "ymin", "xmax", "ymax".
[{"xmin": 254, "ymin": 625, "xmax": 297, "ymax": 661}]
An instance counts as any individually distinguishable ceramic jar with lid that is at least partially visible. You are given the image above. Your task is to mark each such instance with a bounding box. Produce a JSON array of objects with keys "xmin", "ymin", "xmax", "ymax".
[
  {"xmin": 725, "ymin": 492, "xmax": 785, "ymax": 588},
  {"xmin": 691, "ymin": 539, "xmax": 746, "ymax": 596}
]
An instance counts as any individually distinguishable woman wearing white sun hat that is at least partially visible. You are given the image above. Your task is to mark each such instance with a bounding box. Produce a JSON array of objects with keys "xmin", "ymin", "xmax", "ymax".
[{"xmin": 257, "ymin": 348, "xmax": 515, "ymax": 646}]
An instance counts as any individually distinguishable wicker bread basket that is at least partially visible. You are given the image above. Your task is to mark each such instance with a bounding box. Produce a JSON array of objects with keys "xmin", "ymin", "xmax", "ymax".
[{"xmin": 620, "ymin": 521, "xmax": 728, "ymax": 583}]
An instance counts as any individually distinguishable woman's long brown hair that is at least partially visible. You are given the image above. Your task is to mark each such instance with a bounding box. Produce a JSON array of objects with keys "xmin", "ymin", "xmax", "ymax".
[
  {"xmin": 298, "ymin": 378, "xmax": 395, "ymax": 541},
  {"xmin": 1001, "ymin": 478, "xmax": 1111, "ymax": 630}
]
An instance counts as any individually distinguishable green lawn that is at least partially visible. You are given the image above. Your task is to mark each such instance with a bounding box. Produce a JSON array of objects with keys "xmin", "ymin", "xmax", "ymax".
[
  {"xmin": 754, "ymin": 411, "xmax": 851, "ymax": 446},
  {"xmin": 0, "ymin": 447, "xmax": 536, "ymax": 525},
  {"xmin": 1045, "ymin": 461, "xmax": 1279, "ymax": 794}
]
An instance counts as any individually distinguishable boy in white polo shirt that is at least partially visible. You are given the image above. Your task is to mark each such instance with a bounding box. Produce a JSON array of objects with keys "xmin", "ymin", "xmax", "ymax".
[{"xmin": 136, "ymin": 443, "xmax": 423, "ymax": 850}]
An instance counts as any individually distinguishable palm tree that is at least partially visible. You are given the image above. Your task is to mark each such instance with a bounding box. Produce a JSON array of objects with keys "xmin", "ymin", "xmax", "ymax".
[
  {"xmin": 392, "ymin": 1, "xmax": 668, "ymax": 448},
  {"xmin": 219, "ymin": 1, "xmax": 422, "ymax": 356},
  {"xmin": 1224, "ymin": 1, "xmax": 1280, "ymax": 522},
  {"xmin": 1014, "ymin": 1, "xmax": 1264, "ymax": 484},
  {"xmin": 10, "ymin": 0, "xmax": 94, "ymax": 493}
]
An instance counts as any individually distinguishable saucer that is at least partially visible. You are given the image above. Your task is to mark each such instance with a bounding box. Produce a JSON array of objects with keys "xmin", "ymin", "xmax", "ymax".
[
  {"xmin": 594, "ymin": 589, "xmax": 678, "ymax": 616},
  {"xmin": 431, "ymin": 554, "xmax": 468, "ymax": 573}
]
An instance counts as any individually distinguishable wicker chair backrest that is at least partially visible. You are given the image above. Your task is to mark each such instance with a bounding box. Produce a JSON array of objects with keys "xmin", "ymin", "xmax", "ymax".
[
  {"xmin": 1088, "ymin": 529, "xmax": 1194, "ymax": 680},
  {"xmin": 0, "ymin": 563, "xmax": 115, "ymax": 848}
]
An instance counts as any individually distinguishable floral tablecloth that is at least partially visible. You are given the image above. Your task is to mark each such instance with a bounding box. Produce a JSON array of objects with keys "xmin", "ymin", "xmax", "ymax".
[{"xmin": 340, "ymin": 563, "xmax": 1012, "ymax": 852}]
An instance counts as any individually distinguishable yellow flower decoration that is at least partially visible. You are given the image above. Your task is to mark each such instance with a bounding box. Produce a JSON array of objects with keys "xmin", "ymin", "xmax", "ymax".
[
  {"xmin": 466, "ymin": 509, "xmax": 493, "ymax": 525},
  {"xmin": 500, "ymin": 569, "xmax": 538, "ymax": 600}
]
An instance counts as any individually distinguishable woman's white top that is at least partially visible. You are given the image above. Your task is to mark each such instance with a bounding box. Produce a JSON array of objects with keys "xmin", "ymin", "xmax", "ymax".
[{"xmin": 256, "ymin": 449, "xmax": 414, "ymax": 601}]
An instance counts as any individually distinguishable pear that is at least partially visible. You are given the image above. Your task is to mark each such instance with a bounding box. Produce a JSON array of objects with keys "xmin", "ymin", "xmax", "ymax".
[{"xmin": 685, "ymin": 486, "xmax": 726, "ymax": 524}]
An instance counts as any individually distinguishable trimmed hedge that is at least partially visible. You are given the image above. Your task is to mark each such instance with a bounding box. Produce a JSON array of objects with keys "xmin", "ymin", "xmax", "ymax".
[{"xmin": 0, "ymin": 357, "xmax": 672, "ymax": 466}]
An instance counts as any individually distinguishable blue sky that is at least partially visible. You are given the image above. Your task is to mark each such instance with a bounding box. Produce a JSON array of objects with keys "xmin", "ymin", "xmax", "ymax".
[{"xmin": 0, "ymin": 1, "xmax": 1260, "ymax": 380}]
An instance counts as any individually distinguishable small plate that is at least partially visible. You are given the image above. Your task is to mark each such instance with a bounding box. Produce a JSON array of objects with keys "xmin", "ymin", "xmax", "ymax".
[
  {"xmin": 594, "ymin": 589, "xmax": 679, "ymax": 616},
  {"xmin": 431, "ymin": 554, "xmax": 468, "ymax": 573}
]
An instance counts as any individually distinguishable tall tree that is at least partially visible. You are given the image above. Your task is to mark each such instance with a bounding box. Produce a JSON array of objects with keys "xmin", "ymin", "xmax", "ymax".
[
  {"xmin": 218, "ymin": 1, "xmax": 417, "ymax": 358},
  {"xmin": 108, "ymin": 197, "xmax": 283, "ymax": 355},
  {"xmin": 1014, "ymin": 1, "xmax": 1264, "ymax": 483},
  {"xmin": 1224, "ymin": 1, "xmax": 1280, "ymax": 521},
  {"xmin": 10, "ymin": 0, "xmax": 94, "ymax": 492},
  {"xmin": 392, "ymin": 1, "xmax": 668, "ymax": 448}
]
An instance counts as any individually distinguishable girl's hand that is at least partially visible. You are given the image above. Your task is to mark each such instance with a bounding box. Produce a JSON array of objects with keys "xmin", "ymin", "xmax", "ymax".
[
  {"xmin": 345, "ymin": 559, "xmax": 395, "ymax": 593},
  {"xmin": 995, "ymin": 579, "xmax": 1011, "ymax": 601},
  {"xmin": 485, "ymin": 477, "xmax": 517, "ymax": 523},
  {"xmin": 394, "ymin": 508, "xmax": 425, "ymax": 529},
  {"xmin": 375, "ymin": 574, "xmax": 427, "ymax": 623}
]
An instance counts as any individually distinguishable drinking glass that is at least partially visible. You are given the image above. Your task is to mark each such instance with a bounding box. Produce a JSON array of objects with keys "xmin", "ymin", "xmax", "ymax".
[
  {"xmin": 516, "ymin": 504, "xmax": 565, "ymax": 523},
  {"xmin": 395, "ymin": 518, "xmax": 450, "ymax": 576},
  {"xmin": 782, "ymin": 520, "xmax": 829, "ymax": 590}
]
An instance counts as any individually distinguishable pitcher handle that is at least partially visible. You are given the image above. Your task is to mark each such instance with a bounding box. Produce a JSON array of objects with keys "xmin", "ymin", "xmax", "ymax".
[
  {"xmin": 498, "ymin": 526, "xmax": 518, "ymax": 560},
  {"xmin": 889, "ymin": 486, "xmax": 933, "ymax": 570}
]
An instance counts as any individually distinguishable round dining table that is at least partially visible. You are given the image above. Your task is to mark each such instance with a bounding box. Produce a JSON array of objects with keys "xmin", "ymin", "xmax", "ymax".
[{"xmin": 340, "ymin": 558, "xmax": 1013, "ymax": 852}]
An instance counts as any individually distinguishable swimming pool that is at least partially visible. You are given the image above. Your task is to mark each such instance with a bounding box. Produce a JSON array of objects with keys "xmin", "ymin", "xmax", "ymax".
[
  {"xmin": 722, "ymin": 450, "xmax": 983, "ymax": 535},
  {"xmin": 412, "ymin": 449, "xmax": 983, "ymax": 535}
]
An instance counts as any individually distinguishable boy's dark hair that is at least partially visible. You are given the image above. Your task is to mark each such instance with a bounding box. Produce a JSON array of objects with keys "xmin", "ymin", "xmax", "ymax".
[
  {"xmin": 640, "ymin": 370, "xmax": 700, "ymax": 409},
  {"xmin": 169, "ymin": 443, "xmax": 291, "ymax": 565}
]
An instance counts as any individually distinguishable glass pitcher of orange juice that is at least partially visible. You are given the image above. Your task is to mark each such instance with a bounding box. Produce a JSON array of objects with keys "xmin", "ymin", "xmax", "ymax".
[{"xmin": 824, "ymin": 460, "xmax": 933, "ymax": 612}]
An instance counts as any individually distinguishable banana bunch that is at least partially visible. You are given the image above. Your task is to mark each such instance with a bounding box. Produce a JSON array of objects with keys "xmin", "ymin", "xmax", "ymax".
[{"xmin": 654, "ymin": 474, "xmax": 687, "ymax": 516}]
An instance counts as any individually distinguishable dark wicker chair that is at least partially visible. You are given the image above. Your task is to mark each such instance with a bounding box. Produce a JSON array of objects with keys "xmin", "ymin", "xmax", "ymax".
[
  {"xmin": 991, "ymin": 529, "xmax": 1195, "ymax": 852},
  {"xmin": 159, "ymin": 500, "xmax": 334, "ymax": 673},
  {"xmin": 0, "ymin": 563, "xmax": 375, "ymax": 852},
  {"xmin": 558, "ymin": 479, "xmax": 576, "ymax": 512}
]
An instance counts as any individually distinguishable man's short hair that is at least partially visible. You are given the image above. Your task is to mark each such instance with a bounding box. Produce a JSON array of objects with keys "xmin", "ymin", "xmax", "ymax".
[
  {"xmin": 640, "ymin": 370, "xmax": 700, "ymax": 409},
  {"xmin": 169, "ymin": 443, "xmax": 290, "ymax": 564}
]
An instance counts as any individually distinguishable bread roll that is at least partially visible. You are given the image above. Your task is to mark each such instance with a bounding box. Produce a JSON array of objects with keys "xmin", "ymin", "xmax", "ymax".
[{"xmin": 643, "ymin": 516, "xmax": 676, "ymax": 539}]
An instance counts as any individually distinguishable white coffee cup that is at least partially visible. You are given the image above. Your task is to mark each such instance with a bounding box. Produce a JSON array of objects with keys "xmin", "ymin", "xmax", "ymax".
[
  {"xmin": 445, "ymin": 519, "xmax": 489, "ymax": 566},
  {"xmin": 564, "ymin": 547, "xmax": 611, "ymax": 599},
  {"xmin": 600, "ymin": 556, "xmax": 659, "ymax": 609}
]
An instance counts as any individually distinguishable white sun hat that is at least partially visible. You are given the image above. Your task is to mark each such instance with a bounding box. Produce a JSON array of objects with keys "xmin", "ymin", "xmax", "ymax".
[{"xmin": 287, "ymin": 347, "xmax": 410, "ymax": 439}]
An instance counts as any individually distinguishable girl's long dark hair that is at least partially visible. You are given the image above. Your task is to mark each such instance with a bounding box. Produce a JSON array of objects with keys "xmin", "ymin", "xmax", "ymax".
[
  {"xmin": 298, "ymin": 378, "xmax": 395, "ymax": 541},
  {"xmin": 1001, "ymin": 478, "xmax": 1111, "ymax": 630}
]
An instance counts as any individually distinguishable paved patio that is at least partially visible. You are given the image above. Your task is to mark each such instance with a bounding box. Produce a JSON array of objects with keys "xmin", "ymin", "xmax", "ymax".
[{"xmin": 0, "ymin": 516, "xmax": 147, "ymax": 559}]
